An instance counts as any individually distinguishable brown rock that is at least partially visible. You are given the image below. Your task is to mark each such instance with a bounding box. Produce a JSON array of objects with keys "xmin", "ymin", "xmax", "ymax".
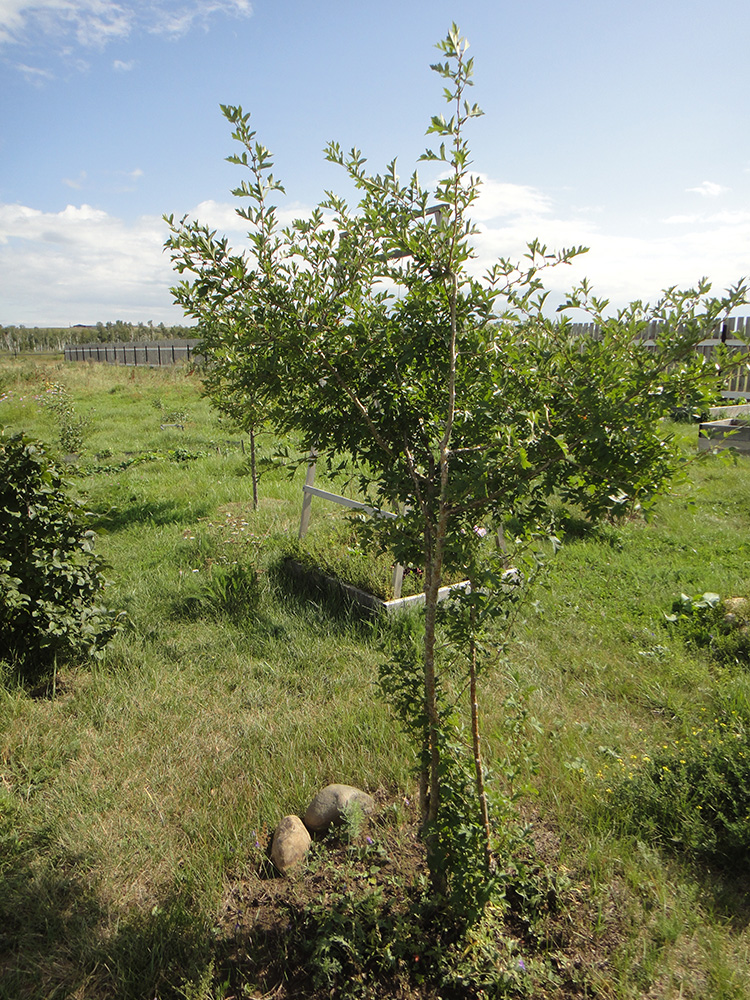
[
  {"xmin": 270, "ymin": 815, "xmax": 311, "ymax": 874},
  {"xmin": 724, "ymin": 597, "xmax": 749, "ymax": 620}
]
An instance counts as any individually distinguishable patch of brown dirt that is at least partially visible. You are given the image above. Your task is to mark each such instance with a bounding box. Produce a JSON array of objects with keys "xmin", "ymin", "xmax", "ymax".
[{"xmin": 207, "ymin": 798, "xmax": 629, "ymax": 1000}]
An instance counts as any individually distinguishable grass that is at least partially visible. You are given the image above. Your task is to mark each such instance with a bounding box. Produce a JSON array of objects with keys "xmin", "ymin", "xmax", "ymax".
[{"xmin": 1, "ymin": 354, "xmax": 750, "ymax": 998}]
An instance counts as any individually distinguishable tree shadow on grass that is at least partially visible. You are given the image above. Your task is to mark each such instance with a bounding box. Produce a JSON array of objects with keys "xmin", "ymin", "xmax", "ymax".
[
  {"xmin": 89, "ymin": 498, "xmax": 211, "ymax": 533},
  {"xmin": 0, "ymin": 829, "xmax": 105, "ymax": 1000},
  {"xmin": 695, "ymin": 859, "xmax": 750, "ymax": 931},
  {"xmin": 269, "ymin": 556, "xmax": 386, "ymax": 640},
  {"xmin": 0, "ymin": 830, "xmax": 213, "ymax": 1000}
]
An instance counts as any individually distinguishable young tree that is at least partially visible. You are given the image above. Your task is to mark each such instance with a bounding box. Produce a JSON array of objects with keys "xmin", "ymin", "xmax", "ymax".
[{"xmin": 165, "ymin": 25, "xmax": 746, "ymax": 906}]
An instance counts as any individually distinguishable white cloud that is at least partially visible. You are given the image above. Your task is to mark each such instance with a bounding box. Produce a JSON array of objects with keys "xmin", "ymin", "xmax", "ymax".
[
  {"xmin": 110, "ymin": 166, "xmax": 144, "ymax": 193},
  {"xmin": 62, "ymin": 169, "xmax": 87, "ymax": 189},
  {"xmin": 663, "ymin": 214, "xmax": 701, "ymax": 225},
  {"xmin": 0, "ymin": 1, "xmax": 252, "ymax": 57},
  {"xmin": 472, "ymin": 175, "xmax": 553, "ymax": 222},
  {"xmin": 687, "ymin": 180, "xmax": 729, "ymax": 198},
  {"xmin": 15, "ymin": 60, "xmax": 53, "ymax": 81},
  {"xmin": 0, "ymin": 0, "xmax": 134, "ymax": 47},
  {"xmin": 0, "ymin": 201, "xmax": 181, "ymax": 324},
  {"xmin": 472, "ymin": 204, "xmax": 750, "ymax": 308},
  {"xmin": 184, "ymin": 198, "xmax": 312, "ymax": 238},
  {"xmin": 112, "ymin": 56, "xmax": 132, "ymax": 70},
  {"xmin": 0, "ymin": 0, "xmax": 31, "ymax": 43}
]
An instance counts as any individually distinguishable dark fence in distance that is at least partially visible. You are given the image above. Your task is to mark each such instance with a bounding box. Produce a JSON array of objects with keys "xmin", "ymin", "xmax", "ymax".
[
  {"xmin": 66, "ymin": 320, "xmax": 750, "ymax": 397},
  {"xmin": 64, "ymin": 340, "xmax": 201, "ymax": 366}
]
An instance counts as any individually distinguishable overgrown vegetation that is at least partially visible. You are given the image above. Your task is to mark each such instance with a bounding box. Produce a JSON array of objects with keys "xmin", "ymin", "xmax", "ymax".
[
  {"xmin": 606, "ymin": 708, "xmax": 750, "ymax": 864},
  {"xmin": 0, "ymin": 428, "xmax": 121, "ymax": 682},
  {"xmin": 165, "ymin": 23, "xmax": 747, "ymax": 923},
  {"xmin": 1, "ymin": 356, "xmax": 750, "ymax": 999}
]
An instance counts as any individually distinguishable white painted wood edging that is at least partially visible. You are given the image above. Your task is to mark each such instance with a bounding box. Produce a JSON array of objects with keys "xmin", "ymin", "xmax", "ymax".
[{"xmin": 283, "ymin": 557, "xmax": 469, "ymax": 617}]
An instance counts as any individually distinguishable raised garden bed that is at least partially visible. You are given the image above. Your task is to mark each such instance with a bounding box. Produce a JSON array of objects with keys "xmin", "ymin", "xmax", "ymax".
[
  {"xmin": 698, "ymin": 417, "xmax": 750, "ymax": 454},
  {"xmin": 282, "ymin": 556, "xmax": 468, "ymax": 616}
]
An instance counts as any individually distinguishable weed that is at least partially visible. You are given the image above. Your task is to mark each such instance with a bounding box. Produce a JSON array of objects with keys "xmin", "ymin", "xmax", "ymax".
[
  {"xmin": 665, "ymin": 591, "xmax": 750, "ymax": 666},
  {"xmin": 599, "ymin": 711, "xmax": 750, "ymax": 865},
  {"xmin": 200, "ymin": 562, "xmax": 261, "ymax": 621}
]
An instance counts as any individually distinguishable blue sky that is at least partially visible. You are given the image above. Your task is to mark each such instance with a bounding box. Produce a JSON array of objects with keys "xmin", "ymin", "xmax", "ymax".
[{"xmin": 2, "ymin": 0, "xmax": 750, "ymax": 326}]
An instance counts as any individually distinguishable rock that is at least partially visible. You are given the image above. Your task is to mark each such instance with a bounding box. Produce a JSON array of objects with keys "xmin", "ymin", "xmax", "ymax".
[
  {"xmin": 724, "ymin": 597, "xmax": 749, "ymax": 620},
  {"xmin": 303, "ymin": 784, "xmax": 375, "ymax": 833},
  {"xmin": 270, "ymin": 815, "xmax": 311, "ymax": 874}
]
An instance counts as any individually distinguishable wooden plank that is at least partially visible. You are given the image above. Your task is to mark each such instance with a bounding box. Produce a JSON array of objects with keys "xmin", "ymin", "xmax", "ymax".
[
  {"xmin": 302, "ymin": 484, "xmax": 398, "ymax": 519},
  {"xmin": 298, "ymin": 451, "xmax": 318, "ymax": 540}
]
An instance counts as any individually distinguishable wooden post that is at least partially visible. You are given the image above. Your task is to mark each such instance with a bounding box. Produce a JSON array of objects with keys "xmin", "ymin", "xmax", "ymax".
[
  {"xmin": 391, "ymin": 563, "xmax": 405, "ymax": 600},
  {"xmin": 298, "ymin": 450, "xmax": 318, "ymax": 540}
]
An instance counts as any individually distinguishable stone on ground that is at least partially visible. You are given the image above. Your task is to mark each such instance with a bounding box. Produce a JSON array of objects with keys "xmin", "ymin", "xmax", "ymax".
[
  {"xmin": 270, "ymin": 815, "xmax": 311, "ymax": 874},
  {"xmin": 303, "ymin": 784, "xmax": 375, "ymax": 832}
]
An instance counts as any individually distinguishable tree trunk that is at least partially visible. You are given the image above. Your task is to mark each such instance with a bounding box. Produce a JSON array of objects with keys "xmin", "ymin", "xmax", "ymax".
[
  {"xmin": 249, "ymin": 424, "xmax": 258, "ymax": 510},
  {"xmin": 469, "ymin": 621, "xmax": 493, "ymax": 874}
]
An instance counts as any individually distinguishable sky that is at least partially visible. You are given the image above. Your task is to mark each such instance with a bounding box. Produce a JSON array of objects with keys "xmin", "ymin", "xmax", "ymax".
[{"xmin": 2, "ymin": 0, "xmax": 750, "ymax": 328}]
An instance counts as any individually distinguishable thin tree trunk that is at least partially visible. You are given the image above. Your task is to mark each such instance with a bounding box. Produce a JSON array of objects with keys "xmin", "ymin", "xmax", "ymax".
[
  {"xmin": 249, "ymin": 424, "xmax": 258, "ymax": 510},
  {"xmin": 469, "ymin": 611, "xmax": 492, "ymax": 873},
  {"xmin": 422, "ymin": 553, "xmax": 443, "ymax": 825},
  {"xmin": 422, "ymin": 502, "xmax": 449, "ymax": 824},
  {"xmin": 419, "ymin": 529, "xmax": 435, "ymax": 827}
]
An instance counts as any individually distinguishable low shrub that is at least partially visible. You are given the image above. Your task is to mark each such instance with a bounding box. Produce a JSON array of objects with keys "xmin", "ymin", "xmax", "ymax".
[
  {"xmin": 0, "ymin": 429, "xmax": 121, "ymax": 679},
  {"xmin": 603, "ymin": 712, "xmax": 750, "ymax": 866}
]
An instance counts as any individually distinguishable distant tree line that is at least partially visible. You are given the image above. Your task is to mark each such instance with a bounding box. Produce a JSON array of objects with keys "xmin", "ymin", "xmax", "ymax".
[{"xmin": 0, "ymin": 321, "xmax": 196, "ymax": 354}]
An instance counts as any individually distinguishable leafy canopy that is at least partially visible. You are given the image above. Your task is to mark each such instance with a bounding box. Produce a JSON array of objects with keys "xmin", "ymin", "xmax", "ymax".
[{"xmin": 165, "ymin": 24, "xmax": 747, "ymax": 905}]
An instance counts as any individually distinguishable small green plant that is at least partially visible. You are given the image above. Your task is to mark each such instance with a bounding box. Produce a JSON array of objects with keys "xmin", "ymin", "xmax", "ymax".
[
  {"xmin": 605, "ymin": 712, "xmax": 750, "ymax": 866},
  {"xmin": 0, "ymin": 430, "xmax": 121, "ymax": 679},
  {"xmin": 38, "ymin": 378, "xmax": 89, "ymax": 453},
  {"xmin": 200, "ymin": 563, "xmax": 260, "ymax": 620},
  {"xmin": 339, "ymin": 798, "xmax": 368, "ymax": 843},
  {"xmin": 164, "ymin": 409, "xmax": 189, "ymax": 426},
  {"xmin": 168, "ymin": 447, "xmax": 203, "ymax": 463},
  {"xmin": 665, "ymin": 591, "xmax": 750, "ymax": 665}
]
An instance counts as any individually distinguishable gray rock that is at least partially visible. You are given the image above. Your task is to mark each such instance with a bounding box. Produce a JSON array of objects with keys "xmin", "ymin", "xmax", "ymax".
[
  {"xmin": 303, "ymin": 784, "xmax": 375, "ymax": 833},
  {"xmin": 270, "ymin": 815, "xmax": 311, "ymax": 874}
]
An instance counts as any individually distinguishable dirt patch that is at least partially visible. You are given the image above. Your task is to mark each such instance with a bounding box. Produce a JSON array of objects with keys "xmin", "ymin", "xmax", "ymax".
[{"xmin": 208, "ymin": 798, "xmax": 629, "ymax": 999}]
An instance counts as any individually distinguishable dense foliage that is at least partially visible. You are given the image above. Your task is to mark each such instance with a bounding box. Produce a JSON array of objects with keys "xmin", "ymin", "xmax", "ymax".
[
  {"xmin": 610, "ymin": 710, "xmax": 750, "ymax": 865},
  {"xmin": 165, "ymin": 24, "xmax": 747, "ymax": 914},
  {"xmin": 0, "ymin": 430, "xmax": 121, "ymax": 678}
]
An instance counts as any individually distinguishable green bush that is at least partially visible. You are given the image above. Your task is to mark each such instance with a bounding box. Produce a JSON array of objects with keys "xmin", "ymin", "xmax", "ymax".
[
  {"xmin": 0, "ymin": 430, "xmax": 121, "ymax": 679},
  {"xmin": 607, "ymin": 713, "xmax": 750, "ymax": 866},
  {"xmin": 665, "ymin": 591, "xmax": 750, "ymax": 666}
]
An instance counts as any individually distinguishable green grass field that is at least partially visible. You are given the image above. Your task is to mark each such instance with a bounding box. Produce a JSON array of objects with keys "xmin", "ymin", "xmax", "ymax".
[{"xmin": 1, "ymin": 355, "xmax": 749, "ymax": 999}]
